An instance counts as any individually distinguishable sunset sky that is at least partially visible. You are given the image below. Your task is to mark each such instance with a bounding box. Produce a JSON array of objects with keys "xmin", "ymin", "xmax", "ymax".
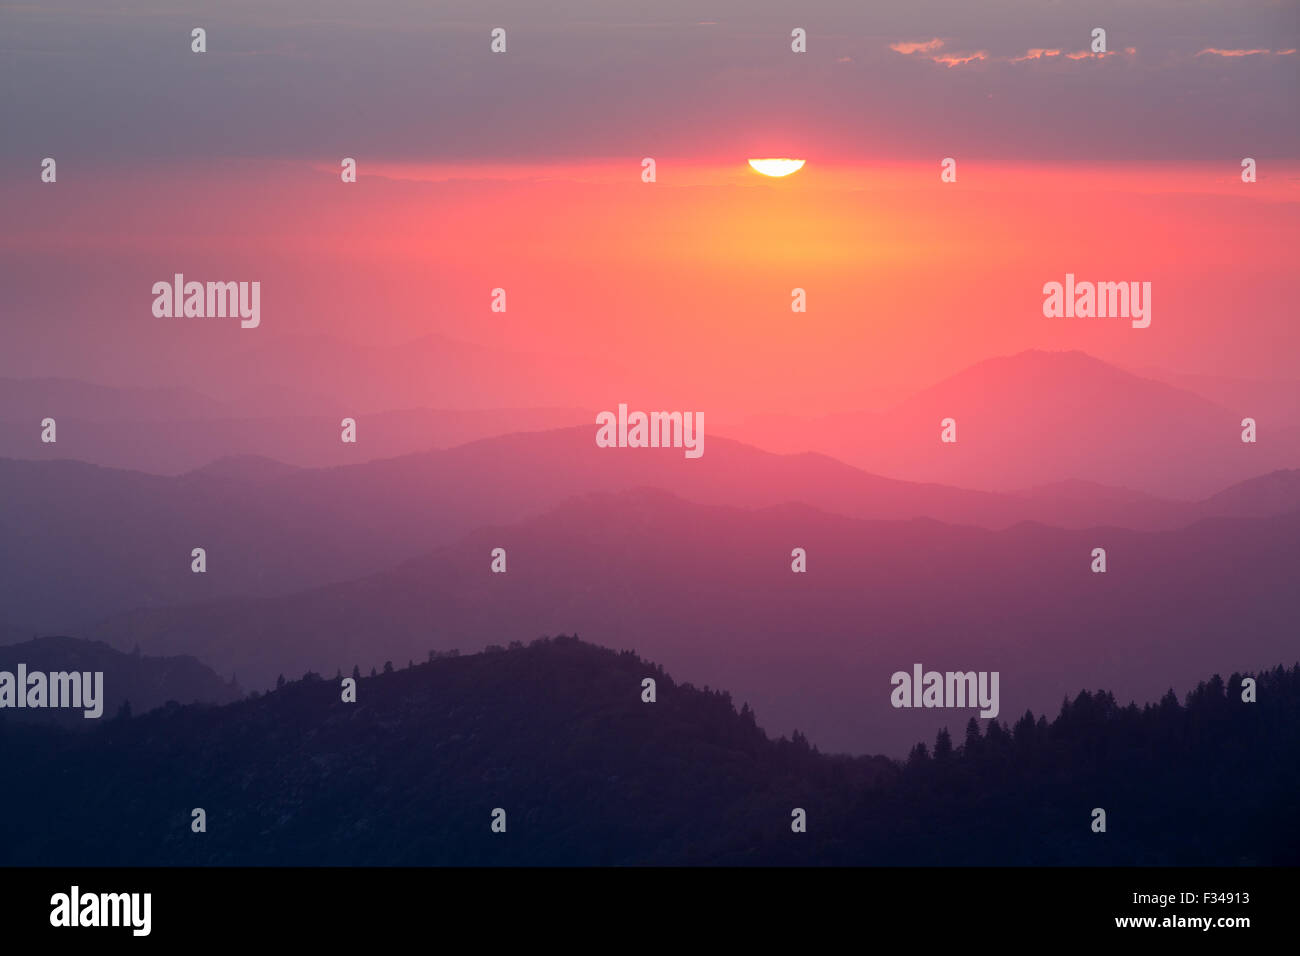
[
  {"xmin": 1, "ymin": 0, "xmax": 1299, "ymax": 785},
  {"xmin": 2, "ymin": 0, "xmax": 1297, "ymax": 417}
]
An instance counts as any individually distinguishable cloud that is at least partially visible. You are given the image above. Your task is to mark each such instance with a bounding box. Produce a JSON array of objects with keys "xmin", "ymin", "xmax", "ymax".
[
  {"xmin": 890, "ymin": 39, "xmax": 990, "ymax": 68},
  {"xmin": 1010, "ymin": 48, "xmax": 1061, "ymax": 62},
  {"xmin": 3, "ymin": 2, "xmax": 1295, "ymax": 165},
  {"xmin": 932, "ymin": 51, "xmax": 987, "ymax": 67},
  {"xmin": 1197, "ymin": 47, "xmax": 1272, "ymax": 57},
  {"xmin": 890, "ymin": 38, "xmax": 944, "ymax": 55},
  {"xmin": 896, "ymin": 41, "xmax": 1138, "ymax": 68}
]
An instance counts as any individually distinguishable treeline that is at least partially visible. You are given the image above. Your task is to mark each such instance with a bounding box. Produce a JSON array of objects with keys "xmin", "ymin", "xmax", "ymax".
[
  {"xmin": 1, "ymin": 636, "xmax": 1294, "ymax": 866},
  {"xmin": 833, "ymin": 665, "xmax": 1299, "ymax": 865}
]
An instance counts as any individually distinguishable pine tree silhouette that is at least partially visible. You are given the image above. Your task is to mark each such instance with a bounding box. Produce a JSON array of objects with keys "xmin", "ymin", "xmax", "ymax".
[{"xmin": 933, "ymin": 727, "xmax": 953, "ymax": 761}]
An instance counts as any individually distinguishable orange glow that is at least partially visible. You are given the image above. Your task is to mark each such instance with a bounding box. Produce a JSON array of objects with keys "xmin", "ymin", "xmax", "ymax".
[{"xmin": 3, "ymin": 158, "xmax": 1297, "ymax": 419}]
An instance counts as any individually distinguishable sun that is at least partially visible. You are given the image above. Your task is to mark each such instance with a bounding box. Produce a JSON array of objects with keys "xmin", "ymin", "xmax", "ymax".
[{"xmin": 747, "ymin": 158, "xmax": 806, "ymax": 177}]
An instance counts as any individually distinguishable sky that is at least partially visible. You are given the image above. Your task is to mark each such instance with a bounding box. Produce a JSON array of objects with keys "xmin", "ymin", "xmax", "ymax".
[
  {"xmin": 2, "ymin": 0, "xmax": 1297, "ymax": 162},
  {"xmin": 0, "ymin": 0, "xmax": 1298, "ymax": 761},
  {"xmin": 1, "ymin": 0, "xmax": 1297, "ymax": 415}
]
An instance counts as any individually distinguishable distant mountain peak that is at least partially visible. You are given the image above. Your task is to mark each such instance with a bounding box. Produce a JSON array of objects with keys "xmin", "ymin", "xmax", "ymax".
[{"xmin": 183, "ymin": 454, "xmax": 302, "ymax": 481}]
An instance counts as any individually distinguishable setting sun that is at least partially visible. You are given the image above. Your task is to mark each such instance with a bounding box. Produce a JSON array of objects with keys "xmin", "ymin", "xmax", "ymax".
[{"xmin": 747, "ymin": 158, "xmax": 806, "ymax": 177}]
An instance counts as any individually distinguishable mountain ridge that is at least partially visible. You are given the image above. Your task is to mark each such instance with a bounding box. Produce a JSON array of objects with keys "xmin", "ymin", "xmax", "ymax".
[
  {"xmin": 2, "ymin": 637, "xmax": 1293, "ymax": 866},
  {"xmin": 89, "ymin": 485, "xmax": 1300, "ymax": 755}
]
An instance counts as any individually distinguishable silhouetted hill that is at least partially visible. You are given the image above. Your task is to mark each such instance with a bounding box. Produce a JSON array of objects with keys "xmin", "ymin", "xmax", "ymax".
[
  {"xmin": 0, "ymin": 381, "xmax": 591, "ymax": 473},
  {"xmin": 1131, "ymin": 364, "xmax": 1300, "ymax": 431},
  {"xmin": 1196, "ymin": 469, "xmax": 1300, "ymax": 518},
  {"xmin": 7, "ymin": 427, "xmax": 1300, "ymax": 638},
  {"xmin": 184, "ymin": 455, "xmax": 305, "ymax": 483},
  {"xmin": 853, "ymin": 663, "xmax": 1300, "ymax": 865},
  {"xmin": 720, "ymin": 350, "xmax": 1300, "ymax": 497},
  {"xmin": 0, "ymin": 377, "xmax": 229, "ymax": 422},
  {"xmin": 1, "ymin": 638, "xmax": 1294, "ymax": 865},
  {"xmin": 196, "ymin": 332, "xmax": 632, "ymax": 413},
  {"xmin": 11, "ymin": 351, "xmax": 1295, "ymax": 495},
  {"xmin": 94, "ymin": 487, "xmax": 1300, "ymax": 755},
  {"xmin": 0, "ymin": 635, "xmax": 240, "ymax": 727}
]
